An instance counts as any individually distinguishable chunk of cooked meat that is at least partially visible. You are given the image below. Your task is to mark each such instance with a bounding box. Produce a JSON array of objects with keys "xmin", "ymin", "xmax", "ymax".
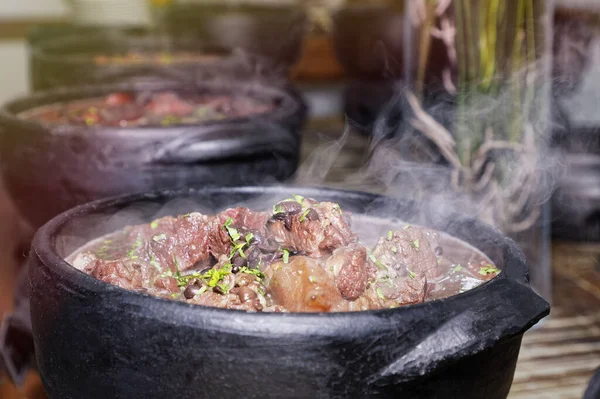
[
  {"xmin": 267, "ymin": 199, "xmax": 357, "ymax": 257},
  {"xmin": 267, "ymin": 256, "xmax": 345, "ymax": 312},
  {"xmin": 371, "ymin": 226, "xmax": 441, "ymax": 280},
  {"xmin": 326, "ymin": 245, "xmax": 370, "ymax": 301}
]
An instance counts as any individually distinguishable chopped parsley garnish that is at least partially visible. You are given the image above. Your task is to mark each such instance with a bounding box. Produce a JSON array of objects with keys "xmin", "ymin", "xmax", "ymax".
[
  {"xmin": 391, "ymin": 246, "xmax": 398, "ymax": 253},
  {"xmin": 376, "ymin": 287, "xmax": 385, "ymax": 300},
  {"xmin": 238, "ymin": 267, "xmax": 265, "ymax": 280},
  {"xmin": 411, "ymin": 239, "xmax": 420, "ymax": 250},
  {"xmin": 308, "ymin": 275, "xmax": 316, "ymax": 283},
  {"xmin": 217, "ymin": 283, "xmax": 230, "ymax": 294},
  {"xmin": 245, "ymin": 233, "xmax": 254, "ymax": 244},
  {"xmin": 150, "ymin": 220, "xmax": 159, "ymax": 229},
  {"xmin": 387, "ymin": 230, "xmax": 393, "ymax": 241},
  {"xmin": 171, "ymin": 293, "xmax": 178, "ymax": 298},
  {"xmin": 197, "ymin": 285, "xmax": 208, "ymax": 296},
  {"xmin": 408, "ymin": 270, "xmax": 416, "ymax": 279},
  {"xmin": 367, "ymin": 249, "xmax": 387, "ymax": 270},
  {"xmin": 256, "ymin": 286, "xmax": 265, "ymax": 296},
  {"xmin": 127, "ymin": 236, "xmax": 143, "ymax": 259},
  {"xmin": 272, "ymin": 203, "xmax": 284, "ymax": 214},
  {"xmin": 333, "ymin": 204, "xmax": 342, "ymax": 215},
  {"xmin": 282, "ymin": 249, "xmax": 290, "ymax": 264},
  {"xmin": 150, "ymin": 254, "xmax": 161, "ymax": 270},
  {"xmin": 152, "ymin": 233, "xmax": 167, "ymax": 242},
  {"xmin": 293, "ymin": 195, "xmax": 305, "ymax": 204},
  {"xmin": 452, "ymin": 265, "xmax": 463, "ymax": 273},
  {"xmin": 224, "ymin": 218, "xmax": 241, "ymax": 242},
  {"xmin": 299, "ymin": 208, "xmax": 311, "ymax": 222},
  {"xmin": 479, "ymin": 266, "xmax": 500, "ymax": 276}
]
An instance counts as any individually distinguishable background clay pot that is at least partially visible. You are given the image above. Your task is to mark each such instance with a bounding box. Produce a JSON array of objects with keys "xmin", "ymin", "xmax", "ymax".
[
  {"xmin": 29, "ymin": 33, "xmax": 242, "ymax": 92},
  {"xmin": 162, "ymin": 4, "xmax": 308, "ymax": 73},
  {"xmin": 0, "ymin": 80, "xmax": 306, "ymax": 229},
  {"xmin": 29, "ymin": 186, "xmax": 549, "ymax": 399}
]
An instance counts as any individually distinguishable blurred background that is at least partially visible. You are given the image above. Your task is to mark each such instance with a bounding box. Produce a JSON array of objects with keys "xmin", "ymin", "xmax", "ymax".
[{"xmin": 0, "ymin": 0, "xmax": 599, "ymax": 398}]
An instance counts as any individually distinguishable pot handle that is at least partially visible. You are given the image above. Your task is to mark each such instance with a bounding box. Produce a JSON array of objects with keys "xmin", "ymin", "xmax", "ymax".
[
  {"xmin": 369, "ymin": 279, "xmax": 550, "ymax": 386},
  {"xmin": 150, "ymin": 121, "xmax": 298, "ymax": 165},
  {"xmin": 584, "ymin": 367, "xmax": 600, "ymax": 399},
  {"xmin": 0, "ymin": 264, "xmax": 35, "ymax": 387}
]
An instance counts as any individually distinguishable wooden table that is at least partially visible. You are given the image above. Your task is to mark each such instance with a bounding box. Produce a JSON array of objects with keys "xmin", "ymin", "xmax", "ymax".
[{"xmin": 1, "ymin": 124, "xmax": 598, "ymax": 398}]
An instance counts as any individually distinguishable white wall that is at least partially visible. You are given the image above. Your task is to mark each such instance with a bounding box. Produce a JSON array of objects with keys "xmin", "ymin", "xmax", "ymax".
[
  {"xmin": 0, "ymin": 41, "xmax": 29, "ymax": 105},
  {"xmin": 0, "ymin": 0, "xmax": 68, "ymax": 18}
]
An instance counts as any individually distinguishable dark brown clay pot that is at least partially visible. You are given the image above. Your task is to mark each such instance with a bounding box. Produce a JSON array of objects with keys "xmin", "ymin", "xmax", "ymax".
[
  {"xmin": 0, "ymin": 79, "xmax": 306, "ymax": 229},
  {"xmin": 162, "ymin": 4, "xmax": 308, "ymax": 72}
]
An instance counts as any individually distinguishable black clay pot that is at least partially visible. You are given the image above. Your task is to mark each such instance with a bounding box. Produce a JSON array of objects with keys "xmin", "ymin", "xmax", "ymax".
[
  {"xmin": 30, "ymin": 33, "xmax": 240, "ymax": 92},
  {"xmin": 162, "ymin": 4, "xmax": 308, "ymax": 72},
  {"xmin": 0, "ymin": 80, "xmax": 306, "ymax": 229},
  {"xmin": 28, "ymin": 186, "xmax": 549, "ymax": 399}
]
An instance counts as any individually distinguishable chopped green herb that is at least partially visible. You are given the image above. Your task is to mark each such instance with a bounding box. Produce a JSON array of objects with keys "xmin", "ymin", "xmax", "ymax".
[
  {"xmin": 452, "ymin": 265, "xmax": 463, "ymax": 273},
  {"xmin": 237, "ymin": 247, "xmax": 247, "ymax": 259},
  {"xmin": 197, "ymin": 285, "xmax": 208, "ymax": 296},
  {"xmin": 308, "ymin": 275, "xmax": 316, "ymax": 283},
  {"xmin": 217, "ymin": 283, "xmax": 230, "ymax": 294},
  {"xmin": 203, "ymin": 265, "xmax": 232, "ymax": 287},
  {"xmin": 391, "ymin": 246, "xmax": 398, "ymax": 253},
  {"xmin": 376, "ymin": 287, "xmax": 385, "ymax": 300},
  {"xmin": 479, "ymin": 266, "xmax": 500, "ymax": 276},
  {"xmin": 256, "ymin": 286, "xmax": 265, "ymax": 296},
  {"xmin": 299, "ymin": 208, "xmax": 311, "ymax": 222},
  {"xmin": 173, "ymin": 255, "xmax": 180, "ymax": 271},
  {"xmin": 408, "ymin": 270, "xmax": 416, "ymax": 279},
  {"xmin": 225, "ymin": 225, "xmax": 241, "ymax": 242},
  {"xmin": 387, "ymin": 230, "xmax": 393, "ymax": 241},
  {"xmin": 245, "ymin": 233, "xmax": 254, "ymax": 244},
  {"xmin": 411, "ymin": 239, "xmax": 420, "ymax": 250},
  {"xmin": 152, "ymin": 233, "xmax": 167, "ymax": 242},
  {"xmin": 293, "ymin": 195, "xmax": 305, "ymax": 204},
  {"xmin": 161, "ymin": 115, "xmax": 180, "ymax": 126},
  {"xmin": 282, "ymin": 249, "xmax": 290, "ymax": 264},
  {"xmin": 239, "ymin": 267, "xmax": 265, "ymax": 280},
  {"xmin": 150, "ymin": 220, "xmax": 159, "ymax": 229},
  {"xmin": 127, "ymin": 236, "xmax": 143, "ymax": 259},
  {"xmin": 367, "ymin": 249, "xmax": 388, "ymax": 270},
  {"xmin": 150, "ymin": 254, "xmax": 161, "ymax": 270},
  {"xmin": 272, "ymin": 203, "xmax": 284, "ymax": 214},
  {"xmin": 171, "ymin": 293, "xmax": 178, "ymax": 298}
]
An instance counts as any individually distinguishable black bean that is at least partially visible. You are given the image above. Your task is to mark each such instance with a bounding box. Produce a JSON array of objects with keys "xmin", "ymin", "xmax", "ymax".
[
  {"xmin": 246, "ymin": 246, "xmax": 262, "ymax": 268},
  {"xmin": 231, "ymin": 265, "xmax": 241, "ymax": 274},
  {"xmin": 213, "ymin": 285, "xmax": 226, "ymax": 295},
  {"xmin": 277, "ymin": 201, "xmax": 302, "ymax": 214},
  {"xmin": 435, "ymin": 247, "xmax": 443, "ymax": 257},
  {"xmin": 238, "ymin": 286, "xmax": 258, "ymax": 303},
  {"xmin": 232, "ymin": 254, "xmax": 247, "ymax": 269},
  {"xmin": 304, "ymin": 208, "xmax": 320, "ymax": 221},
  {"xmin": 184, "ymin": 283, "xmax": 202, "ymax": 299}
]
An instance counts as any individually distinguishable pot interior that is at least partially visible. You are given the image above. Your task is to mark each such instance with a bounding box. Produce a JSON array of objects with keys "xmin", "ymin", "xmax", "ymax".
[{"xmin": 51, "ymin": 187, "xmax": 510, "ymax": 295}]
